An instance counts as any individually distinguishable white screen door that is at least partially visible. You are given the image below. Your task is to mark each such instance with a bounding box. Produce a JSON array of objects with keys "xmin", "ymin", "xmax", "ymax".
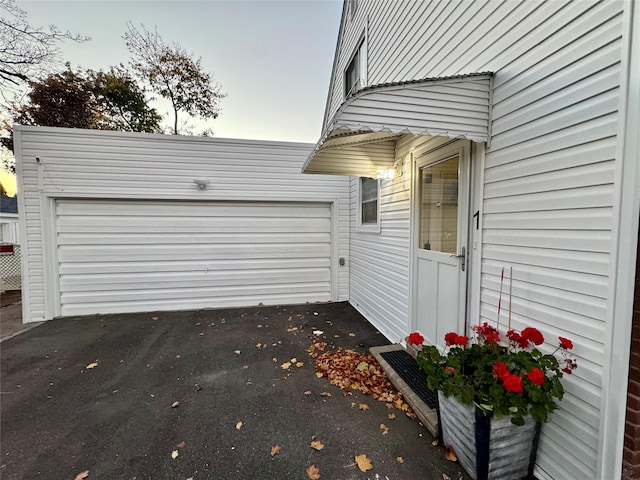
[{"xmin": 413, "ymin": 141, "xmax": 470, "ymax": 346}]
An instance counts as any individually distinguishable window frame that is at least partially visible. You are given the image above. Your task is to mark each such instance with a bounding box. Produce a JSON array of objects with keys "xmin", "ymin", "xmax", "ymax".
[
  {"xmin": 344, "ymin": 33, "xmax": 367, "ymax": 99},
  {"xmin": 357, "ymin": 177, "xmax": 381, "ymax": 233}
]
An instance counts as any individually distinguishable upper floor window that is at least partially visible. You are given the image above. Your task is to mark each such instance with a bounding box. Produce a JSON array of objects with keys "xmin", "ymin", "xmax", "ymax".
[{"xmin": 344, "ymin": 37, "xmax": 367, "ymax": 98}]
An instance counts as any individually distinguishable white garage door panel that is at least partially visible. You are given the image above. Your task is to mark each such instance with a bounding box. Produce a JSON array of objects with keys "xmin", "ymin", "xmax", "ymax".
[{"xmin": 56, "ymin": 200, "xmax": 333, "ymax": 316}]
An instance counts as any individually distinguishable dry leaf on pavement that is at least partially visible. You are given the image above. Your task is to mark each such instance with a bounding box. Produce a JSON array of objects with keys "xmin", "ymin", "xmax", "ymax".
[
  {"xmin": 281, "ymin": 362, "xmax": 292, "ymax": 369},
  {"xmin": 236, "ymin": 421, "xmax": 243, "ymax": 430},
  {"xmin": 310, "ymin": 440, "xmax": 324, "ymax": 451},
  {"xmin": 234, "ymin": 350, "xmax": 241, "ymax": 355},
  {"xmin": 306, "ymin": 464, "xmax": 321, "ymax": 479},
  {"xmin": 177, "ymin": 441, "xmax": 186, "ymax": 449},
  {"xmin": 358, "ymin": 403, "xmax": 369, "ymax": 411},
  {"xmin": 74, "ymin": 471, "xmax": 89, "ymax": 480},
  {"xmin": 444, "ymin": 445, "xmax": 457, "ymax": 461},
  {"xmin": 171, "ymin": 401, "xmax": 180, "ymax": 408},
  {"xmin": 388, "ymin": 413, "xmax": 396, "ymax": 420},
  {"xmin": 86, "ymin": 362, "xmax": 98, "ymax": 369},
  {"xmin": 379, "ymin": 423, "xmax": 389, "ymax": 435},
  {"xmin": 171, "ymin": 450, "xmax": 179, "ymax": 459},
  {"xmin": 355, "ymin": 454, "xmax": 373, "ymax": 472},
  {"xmin": 396, "ymin": 456, "xmax": 404, "ymax": 463},
  {"xmin": 271, "ymin": 445, "xmax": 281, "ymax": 456}
]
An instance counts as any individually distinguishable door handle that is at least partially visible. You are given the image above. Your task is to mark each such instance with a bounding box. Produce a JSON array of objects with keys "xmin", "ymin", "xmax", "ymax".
[{"xmin": 450, "ymin": 246, "xmax": 466, "ymax": 271}]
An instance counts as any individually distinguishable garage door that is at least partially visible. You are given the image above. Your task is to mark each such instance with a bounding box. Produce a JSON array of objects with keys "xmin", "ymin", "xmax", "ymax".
[{"xmin": 56, "ymin": 199, "xmax": 332, "ymax": 316}]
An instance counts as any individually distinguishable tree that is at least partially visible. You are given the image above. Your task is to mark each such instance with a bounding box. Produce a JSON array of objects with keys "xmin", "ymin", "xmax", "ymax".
[
  {"xmin": 87, "ymin": 65, "xmax": 162, "ymax": 133},
  {"xmin": 124, "ymin": 22, "xmax": 225, "ymax": 135},
  {"xmin": 4, "ymin": 64, "xmax": 162, "ymax": 152},
  {"xmin": 0, "ymin": 0, "xmax": 88, "ymax": 89}
]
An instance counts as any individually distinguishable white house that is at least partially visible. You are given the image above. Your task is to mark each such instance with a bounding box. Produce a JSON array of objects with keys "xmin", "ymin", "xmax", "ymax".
[
  {"xmin": 0, "ymin": 194, "xmax": 21, "ymax": 291},
  {"xmin": 13, "ymin": 127, "xmax": 351, "ymax": 321},
  {"xmin": 13, "ymin": 1, "xmax": 640, "ymax": 478},
  {"xmin": 302, "ymin": 1, "xmax": 639, "ymax": 479}
]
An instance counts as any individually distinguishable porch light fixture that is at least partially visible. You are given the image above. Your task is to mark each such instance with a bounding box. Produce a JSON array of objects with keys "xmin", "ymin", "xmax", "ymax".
[
  {"xmin": 377, "ymin": 168, "xmax": 395, "ymax": 180},
  {"xmin": 193, "ymin": 179, "xmax": 210, "ymax": 190}
]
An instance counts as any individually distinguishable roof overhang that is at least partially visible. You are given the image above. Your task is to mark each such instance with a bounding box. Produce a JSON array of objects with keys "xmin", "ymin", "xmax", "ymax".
[{"xmin": 303, "ymin": 73, "xmax": 493, "ymax": 177}]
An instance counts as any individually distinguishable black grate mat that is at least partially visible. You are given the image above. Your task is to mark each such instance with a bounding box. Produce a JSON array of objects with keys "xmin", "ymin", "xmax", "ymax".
[{"xmin": 380, "ymin": 350, "xmax": 438, "ymax": 409}]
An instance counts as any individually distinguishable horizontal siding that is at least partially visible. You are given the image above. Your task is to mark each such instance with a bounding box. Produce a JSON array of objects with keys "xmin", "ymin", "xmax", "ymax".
[
  {"xmin": 349, "ymin": 164, "xmax": 412, "ymax": 343},
  {"xmin": 55, "ymin": 205, "xmax": 331, "ymax": 309},
  {"xmin": 16, "ymin": 127, "xmax": 351, "ymax": 320},
  {"xmin": 326, "ymin": 1, "xmax": 626, "ymax": 478}
]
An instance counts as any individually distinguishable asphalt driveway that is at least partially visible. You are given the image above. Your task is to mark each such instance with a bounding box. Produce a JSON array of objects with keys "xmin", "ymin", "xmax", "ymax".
[{"xmin": 1, "ymin": 302, "xmax": 468, "ymax": 479}]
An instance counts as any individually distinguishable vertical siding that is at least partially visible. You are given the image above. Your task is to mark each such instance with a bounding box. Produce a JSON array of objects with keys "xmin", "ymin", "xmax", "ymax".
[
  {"xmin": 16, "ymin": 127, "xmax": 351, "ymax": 321},
  {"xmin": 328, "ymin": 1, "xmax": 626, "ymax": 478}
]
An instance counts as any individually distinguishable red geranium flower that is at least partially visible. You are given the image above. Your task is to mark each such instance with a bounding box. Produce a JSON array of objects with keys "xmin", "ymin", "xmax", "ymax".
[
  {"xmin": 521, "ymin": 327, "xmax": 544, "ymax": 345},
  {"xmin": 526, "ymin": 367, "xmax": 545, "ymax": 386},
  {"xmin": 493, "ymin": 361, "xmax": 509, "ymax": 380},
  {"xmin": 502, "ymin": 373, "xmax": 524, "ymax": 393},
  {"xmin": 455, "ymin": 335, "xmax": 468, "ymax": 346},
  {"xmin": 444, "ymin": 332, "xmax": 458, "ymax": 346},
  {"xmin": 444, "ymin": 366, "xmax": 456, "ymax": 374},
  {"xmin": 408, "ymin": 332, "xmax": 425, "ymax": 346},
  {"xmin": 559, "ymin": 337, "xmax": 573, "ymax": 350}
]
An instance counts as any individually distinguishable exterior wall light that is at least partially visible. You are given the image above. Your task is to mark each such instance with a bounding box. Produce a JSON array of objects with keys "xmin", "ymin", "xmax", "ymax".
[{"xmin": 193, "ymin": 179, "xmax": 210, "ymax": 190}]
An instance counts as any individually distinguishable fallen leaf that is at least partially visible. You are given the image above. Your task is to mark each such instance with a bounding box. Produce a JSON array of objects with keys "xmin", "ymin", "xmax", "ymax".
[
  {"xmin": 296, "ymin": 362, "xmax": 304, "ymax": 368},
  {"xmin": 271, "ymin": 445, "xmax": 281, "ymax": 456},
  {"xmin": 388, "ymin": 413, "xmax": 396, "ymax": 420},
  {"xmin": 358, "ymin": 403, "xmax": 369, "ymax": 411},
  {"xmin": 171, "ymin": 401, "xmax": 180, "ymax": 408},
  {"xmin": 306, "ymin": 464, "xmax": 321, "ymax": 479},
  {"xmin": 86, "ymin": 362, "xmax": 98, "ymax": 369},
  {"xmin": 151, "ymin": 316, "xmax": 158, "ymax": 321},
  {"xmin": 234, "ymin": 350, "xmax": 241, "ymax": 355},
  {"xmin": 242, "ymin": 365, "xmax": 249, "ymax": 369},
  {"xmin": 273, "ymin": 357, "xmax": 278, "ymax": 363},
  {"xmin": 256, "ymin": 343, "xmax": 263, "ymax": 348},
  {"xmin": 171, "ymin": 450, "xmax": 179, "ymax": 459},
  {"xmin": 355, "ymin": 454, "xmax": 373, "ymax": 472},
  {"xmin": 290, "ymin": 358, "xmax": 297, "ymax": 363},
  {"xmin": 313, "ymin": 330, "xmax": 324, "ymax": 335},
  {"xmin": 442, "ymin": 474, "xmax": 451, "ymax": 480},
  {"xmin": 349, "ymin": 332, "xmax": 356, "ymax": 337},
  {"xmin": 396, "ymin": 456, "xmax": 404, "ymax": 463},
  {"xmin": 310, "ymin": 440, "xmax": 324, "ymax": 451},
  {"xmin": 281, "ymin": 362, "xmax": 292, "ymax": 369},
  {"xmin": 432, "ymin": 439, "xmax": 439, "ymax": 446},
  {"xmin": 320, "ymin": 391, "xmax": 331, "ymax": 397},
  {"xmin": 379, "ymin": 423, "xmax": 389, "ymax": 435},
  {"xmin": 356, "ymin": 362, "xmax": 368, "ymax": 371},
  {"xmin": 236, "ymin": 421, "xmax": 243, "ymax": 430},
  {"xmin": 177, "ymin": 441, "xmax": 186, "ymax": 448},
  {"xmin": 315, "ymin": 372, "xmax": 324, "ymax": 378},
  {"xmin": 74, "ymin": 471, "xmax": 90, "ymax": 480},
  {"xmin": 444, "ymin": 445, "xmax": 457, "ymax": 462},
  {"xmin": 287, "ymin": 327, "xmax": 298, "ymax": 332},
  {"xmin": 304, "ymin": 390, "xmax": 312, "ymax": 396}
]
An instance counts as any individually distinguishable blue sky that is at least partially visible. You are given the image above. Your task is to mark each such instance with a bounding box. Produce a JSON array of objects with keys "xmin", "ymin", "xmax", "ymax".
[{"xmin": 14, "ymin": 0, "xmax": 343, "ymax": 143}]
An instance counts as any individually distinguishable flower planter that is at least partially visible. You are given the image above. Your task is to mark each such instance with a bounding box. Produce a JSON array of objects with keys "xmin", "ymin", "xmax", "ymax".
[{"xmin": 438, "ymin": 392, "xmax": 541, "ymax": 480}]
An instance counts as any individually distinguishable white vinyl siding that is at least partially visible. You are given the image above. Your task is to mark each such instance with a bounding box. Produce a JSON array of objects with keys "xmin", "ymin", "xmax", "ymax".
[
  {"xmin": 15, "ymin": 127, "xmax": 351, "ymax": 322},
  {"xmin": 328, "ymin": 1, "xmax": 626, "ymax": 478},
  {"xmin": 56, "ymin": 200, "xmax": 332, "ymax": 316}
]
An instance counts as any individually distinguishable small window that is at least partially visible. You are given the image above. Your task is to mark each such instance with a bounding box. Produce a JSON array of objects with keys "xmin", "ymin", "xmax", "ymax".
[
  {"xmin": 344, "ymin": 37, "xmax": 367, "ymax": 98},
  {"xmin": 358, "ymin": 177, "xmax": 380, "ymax": 232},
  {"xmin": 349, "ymin": 0, "xmax": 358, "ymax": 20}
]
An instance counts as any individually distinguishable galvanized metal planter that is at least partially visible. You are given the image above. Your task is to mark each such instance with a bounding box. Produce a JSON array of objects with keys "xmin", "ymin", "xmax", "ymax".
[{"xmin": 438, "ymin": 392, "xmax": 541, "ymax": 480}]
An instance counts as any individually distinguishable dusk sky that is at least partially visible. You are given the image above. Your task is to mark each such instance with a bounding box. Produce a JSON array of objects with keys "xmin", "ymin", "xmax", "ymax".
[{"xmin": 14, "ymin": 0, "xmax": 343, "ymax": 143}]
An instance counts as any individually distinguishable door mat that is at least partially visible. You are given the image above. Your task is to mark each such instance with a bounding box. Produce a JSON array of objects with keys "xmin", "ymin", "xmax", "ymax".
[{"xmin": 379, "ymin": 349, "xmax": 438, "ymax": 409}]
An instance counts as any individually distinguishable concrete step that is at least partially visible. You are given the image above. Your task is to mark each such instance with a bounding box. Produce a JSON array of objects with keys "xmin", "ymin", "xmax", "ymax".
[{"xmin": 370, "ymin": 343, "xmax": 439, "ymax": 437}]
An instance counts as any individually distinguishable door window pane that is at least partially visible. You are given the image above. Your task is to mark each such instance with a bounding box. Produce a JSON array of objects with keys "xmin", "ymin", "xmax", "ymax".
[{"xmin": 419, "ymin": 156, "xmax": 459, "ymax": 254}]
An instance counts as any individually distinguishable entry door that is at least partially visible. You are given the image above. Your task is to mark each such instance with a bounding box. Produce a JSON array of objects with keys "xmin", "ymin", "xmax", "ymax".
[{"xmin": 413, "ymin": 141, "xmax": 470, "ymax": 347}]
